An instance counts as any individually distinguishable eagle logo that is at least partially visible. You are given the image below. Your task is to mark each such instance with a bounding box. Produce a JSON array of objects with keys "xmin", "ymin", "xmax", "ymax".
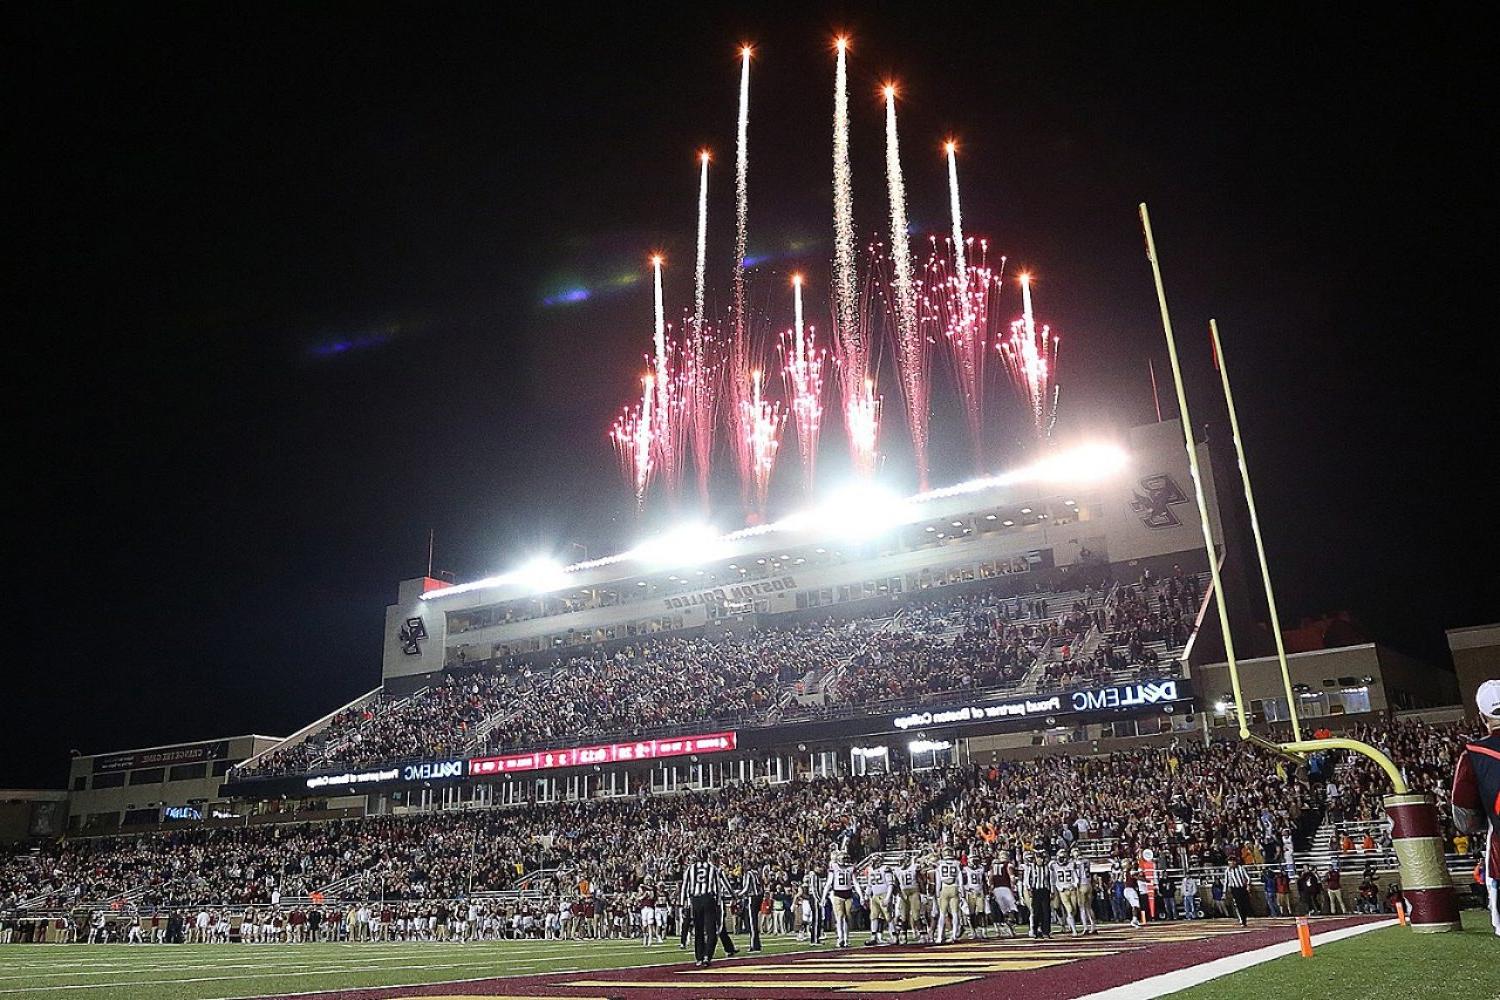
[
  {"xmin": 398, "ymin": 616, "xmax": 428, "ymax": 655},
  {"xmin": 1131, "ymin": 474, "xmax": 1189, "ymax": 529}
]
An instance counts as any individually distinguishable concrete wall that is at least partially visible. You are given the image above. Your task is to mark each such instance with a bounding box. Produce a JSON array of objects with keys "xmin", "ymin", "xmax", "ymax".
[
  {"xmin": 66, "ymin": 735, "xmax": 280, "ymax": 834},
  {"xmin": 1446, "ymin": 624, "xmax": 1500, "ymax": 716}
]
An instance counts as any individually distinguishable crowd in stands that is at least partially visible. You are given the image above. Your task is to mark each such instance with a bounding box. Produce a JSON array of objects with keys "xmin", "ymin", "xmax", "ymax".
[
  {"xmin": 5, "ymin": 718, "xmax": 1484, "ymax": 940},
  {"xmin": 243, "ymin": 574, "xmax": 1187, "ymax": 777}
]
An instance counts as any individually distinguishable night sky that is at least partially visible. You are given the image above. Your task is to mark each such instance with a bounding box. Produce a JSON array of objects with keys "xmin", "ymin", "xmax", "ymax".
[{"xmin": 9, "ymin": 6, "xmax": 1494, "ymax": 788}]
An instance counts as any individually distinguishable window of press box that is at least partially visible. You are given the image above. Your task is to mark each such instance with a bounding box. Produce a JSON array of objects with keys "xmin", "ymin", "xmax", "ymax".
[
  {"xmin": 127, "ymin": 767, "xmax": 166, "ymax": 785},
  {"xmin": 169, "ymin": 762, "xmax": 207, "ymax": 781},
  {"xmin": 212, "ymin": 759, "xmax": 233, "ymax": 777},
  {"xmin": 91, "ymin": 772, "xmax": 125, "ymax": 789}
]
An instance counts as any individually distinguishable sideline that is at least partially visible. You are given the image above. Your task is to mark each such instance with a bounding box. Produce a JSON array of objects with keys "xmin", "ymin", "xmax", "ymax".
[{"xmin": 1072, "ymin": 919, "xmax": 1396, "ymax": 1000}]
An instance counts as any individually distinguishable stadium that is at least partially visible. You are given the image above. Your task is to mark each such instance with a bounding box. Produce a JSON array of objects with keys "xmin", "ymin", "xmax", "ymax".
[
  {"xmin": 5, "ymin": 10, "xmax": 1498, "ymax": 1000},
  {"xmin": 5, "ymin": 413, "xmax": 1496, "ymax": 998}
]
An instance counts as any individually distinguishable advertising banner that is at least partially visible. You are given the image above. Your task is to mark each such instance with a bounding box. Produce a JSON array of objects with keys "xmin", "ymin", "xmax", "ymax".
[{"xmin": 470, "ymin": 731, "xmax": 736, "ymax": 777}]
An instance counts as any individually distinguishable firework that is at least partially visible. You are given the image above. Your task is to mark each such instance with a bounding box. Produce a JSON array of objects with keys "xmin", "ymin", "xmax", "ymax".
[
  {"xmin": 685, "ymin": 150, "xmax": 718, "ymax": 503},
  {"xmin": 933, "ymin": 140, "xmax": 1006, "ymax": 467},
  {"xmin": 830, "ymin": 37, "xmax": 878, "ymax": 476},
  {"xmin": 924, "ymin": 237, "xmax": 1005, "ymax": 468},
  {"xmin": 648, "ymin": 255, "xmax": 682, "ymax": 493},
  {"xmin": 610, "ymin": 373, "xmax": 656, "ymax": 508},
  {"xmin": 998, "ymin": 272, "xmax": 1061, "ymax": 438},
  {"xmin": 726, "ymin": 44, "xmax": 757, "ymax": 499},
  {"xmin": 779, "ymin": 274, "xmax": 826, "ymax": 491},
  {"xmin": 883, "ymin": 84, "xmax": 929, "ymax": 489},
  {"xmin": 743, "ymin": 368, "xmax": 786, "ymax": 513}
]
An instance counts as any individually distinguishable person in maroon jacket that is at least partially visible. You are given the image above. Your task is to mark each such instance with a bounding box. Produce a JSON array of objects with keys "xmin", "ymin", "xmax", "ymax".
[{"xmin": 1451, "ymin": 679, "xmax": 1500, "ymax": 936}]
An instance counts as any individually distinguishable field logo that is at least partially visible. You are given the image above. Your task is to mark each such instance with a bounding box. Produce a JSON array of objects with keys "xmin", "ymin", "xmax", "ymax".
[{"xmin": 1131, "ymin": 473, "xmax": 1189, "ymax": 529}]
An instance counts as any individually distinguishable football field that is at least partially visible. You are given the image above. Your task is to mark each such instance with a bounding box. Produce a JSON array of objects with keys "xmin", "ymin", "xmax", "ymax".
[{"xmin": 0, "ymin": 914, "xmax": 1495, "ymax": 1000}]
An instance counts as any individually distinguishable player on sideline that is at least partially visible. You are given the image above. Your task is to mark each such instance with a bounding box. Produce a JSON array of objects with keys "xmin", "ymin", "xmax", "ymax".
[
  {"xmin": 823, "ymin": 849, "xmax": 863, "ymax": 948},
  {"xmin": 639, "ymin": 885, "xmax": 659, "ymax": 947},
  {"xmin": 865, "ymin": 860, "xmax": 896, "ymax": 945},
  {"xmin": 894, "ymin": 854, "xmax": 922, "ymax": 944},
  {"xmin": 962, "ymin": 850, "xmax": 988, "ymax": 939},
  {"xmin": 1073, "ymin": 849, "xmax": 1098, "ymax": 934},
  {"xmin": 990, "ymin": 848, "xmax": 1019, "ymax": 935},
  {"xmin": 1053, "ymin": 847, "xmax": 1081, "ymax": 935},
  {"xmin": 933, "ymin": 847, "xmax": 963, "ymax": 944},
  {"xmin": 1453, "ymin": 678, "xmax": 1500, "ymax": 936}
]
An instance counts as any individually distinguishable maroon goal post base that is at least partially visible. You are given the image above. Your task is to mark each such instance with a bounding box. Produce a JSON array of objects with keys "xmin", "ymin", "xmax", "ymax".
[{"xmin": 1385, "ymin": 792, "xmax": 1461, "ymax": 932}]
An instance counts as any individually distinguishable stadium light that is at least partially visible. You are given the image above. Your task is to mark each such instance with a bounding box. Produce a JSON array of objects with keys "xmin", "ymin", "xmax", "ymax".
[
  {"xmin": 514, "ymin": 557, "xmax": 569, "ymax": 594},
  {"xmin": 421, "ymin": 440, "xmax": 1132, "ymax": 602},
  {"xmin": 1024, "ymin": 443, "xmax": 1129, "ymax": 483},
  {"xmin": 802, "ymin": 481, "xmax": 911, "ymax": 539},
  {"xmin": 628, "ymin": 522, "xmax": 726, "ymax": 569}
]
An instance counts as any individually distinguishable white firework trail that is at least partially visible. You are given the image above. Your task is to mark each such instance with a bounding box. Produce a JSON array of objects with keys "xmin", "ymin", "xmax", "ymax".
[
  {"xmin": 694, "ymin": 151, "xmax": 709, "ymax": 337},
  {"xmin": 883, "ymin": 84, "xmax": 928, "ymax": 489},
  {"xmin": 945, "ymin": 141, "xmax": 969, "ymax": 295},
  {"xmin": 780, "ymin": 274, "xmax": 825, "ymax": 491},
  {"xmin": 999, "ymin": 272, "xmax": 1060, "ymax": 438},
  {"xmin": 687, "ymin": 150, "xmax": 716, "ymax": 504},
  {"xmin": 830, "ymin": 37, "xmax": 876, "ymax": 477},
  {"xmin": 728, "ymin": 45, "xmax": 756, "ymax": 501}
]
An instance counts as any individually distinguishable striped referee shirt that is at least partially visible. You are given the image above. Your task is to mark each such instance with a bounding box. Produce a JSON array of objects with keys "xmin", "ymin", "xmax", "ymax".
[
  {"xmin": 1023, "ymin": 861, "xmax": 1055, "ymax": 891},
  {"xmin": 1223, "ymin": 865, "xmax": 1251, "ymax": 890},
  {"xmin": 741, "ymin": 868, "xmax": 763, "ymax": 897},
  {"xmin": 680, "ymin": 861, "xmax": 729, "ymax": 903}
]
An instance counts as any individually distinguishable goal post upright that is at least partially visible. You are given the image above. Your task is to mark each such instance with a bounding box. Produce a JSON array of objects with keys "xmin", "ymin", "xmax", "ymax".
[{"xmin": 1138, "ymin": 203, "xmax": 1459, "ymax": 931}]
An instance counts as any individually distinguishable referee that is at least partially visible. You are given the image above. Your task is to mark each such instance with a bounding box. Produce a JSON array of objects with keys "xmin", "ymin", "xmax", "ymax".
[
  {"xmin": 680, "ymin": 849, "xmax": 731, "ymax": 967},
  {"xmin": 1023, "ymin": 849, "xmax": 1055, "ymax": 940},
  {"xmin": 804, "ymin": 862, "xmax": 827, "ymax": 945},
  {"xmin": 741, "ymin": 862, "xmax": 764, "ymax": 952},
  {"xmin": 1224, "ymin": 857, "xmax": 1253, "ymax": 926}
]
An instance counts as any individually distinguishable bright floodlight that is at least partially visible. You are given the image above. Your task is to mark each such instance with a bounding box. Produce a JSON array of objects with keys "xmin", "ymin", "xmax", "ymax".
[
  {"xmin": 514, "ymin": 557, "xmax": 569, "ymax": 594},
  {"xmin": 629, "ymin": 522, "xmax": 725, "ymax": 569},
  {"xmin": 811, "ymin": 482, "xmax": 909, "ymax": 540},
  {"xmin": 1025, "ymin": 443, "xmax": 1129, "ymax": 483}
]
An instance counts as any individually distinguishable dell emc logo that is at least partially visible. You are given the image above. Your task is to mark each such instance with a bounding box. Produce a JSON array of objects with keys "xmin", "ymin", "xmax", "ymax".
[{"xmin": 1071, "ymin": 680, "xmax": 1180, "ymax": 712}]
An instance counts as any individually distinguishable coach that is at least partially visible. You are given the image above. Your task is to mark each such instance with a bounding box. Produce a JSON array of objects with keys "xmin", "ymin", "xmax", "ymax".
[
  {"xmin": 1451, "ymin": 679, "xmax": 1500, "ymax": 936},
  {"xmin": 680, "ymin": 849, "xmax": 732, "ymax": 967}
]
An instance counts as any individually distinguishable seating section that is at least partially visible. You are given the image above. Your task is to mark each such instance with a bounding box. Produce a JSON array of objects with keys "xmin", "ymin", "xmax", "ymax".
[
  {"xmin": 3, "ymin": 718, "xmax": 1479, "ymax": 915},
  {"xmin": 240, "ymin": 570, "xmax": 1199, "ymax": 778}
]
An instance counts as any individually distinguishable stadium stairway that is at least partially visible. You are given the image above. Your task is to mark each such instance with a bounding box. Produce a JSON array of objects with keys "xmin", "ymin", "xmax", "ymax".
[{"xmin": 234, "ymin": 686, "xmax": 386, "ymax": 774}]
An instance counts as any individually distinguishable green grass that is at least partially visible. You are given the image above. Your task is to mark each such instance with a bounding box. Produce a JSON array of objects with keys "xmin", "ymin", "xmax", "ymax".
[
  {"xmin": 1168, "ymin": 909, "xmax": 1500, "ymax": 999},
  {"xmin": 0, "ymin": 936, "xmax": 817, "ymax": 1000}
]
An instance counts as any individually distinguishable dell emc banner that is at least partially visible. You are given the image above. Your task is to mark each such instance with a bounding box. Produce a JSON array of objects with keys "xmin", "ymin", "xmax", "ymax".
[{"xmin": 892, "ymin": 679, "xmax": 1188, "ymax": 732}]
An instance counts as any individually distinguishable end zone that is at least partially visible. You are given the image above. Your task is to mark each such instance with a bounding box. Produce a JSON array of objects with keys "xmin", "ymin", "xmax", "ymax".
[{"xmin": 271, "ymin": 916, "xmax": 1389, "ymax": 1000}]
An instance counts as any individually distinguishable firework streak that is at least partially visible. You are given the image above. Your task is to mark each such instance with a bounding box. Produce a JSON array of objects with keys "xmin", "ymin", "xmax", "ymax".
[
  {"xmin": 779, "ymin": 274, "xmax": 825, "ymax": 491},
  {"xmin": 726, "ymin": 45, "xmax": 756, "ymax": 500},
  {"xmin": 610, "ymin": 373, "xmax": 655, "ymax": 508},
  {"xmin": 883, "ymin": 85, "xmax": 929, "ymax": 489},
  {"xmin": 686, "ymin": 151, "xmax": 718, "ymax": 504},
  {"xmin": 831, "ymin": 38, "xmax": 879, "ymax": 478},
  {"xmin": 743, "ymin": 368, "xmax": 786, "ymax": 513},
  {"xmin": 649, "ymin": 256, "xmax": 683, "ymax": 494},
  {"xmin": 999, "ymin": 272, "xmax": 1061, "ymax": 438}
]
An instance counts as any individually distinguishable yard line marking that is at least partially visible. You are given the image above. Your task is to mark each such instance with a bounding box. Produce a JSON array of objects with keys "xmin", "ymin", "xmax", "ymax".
[
  {"xmin": 0, "ymin": 954, "xmax": 642, "ymax": 994},
  {"xmin": 1070, "ymin": 919, "xmax": 1395, "ymax": 1000},
  {"xmin": 567, "ymin": 975, "xmax": 982, "ymax": 992},
  {"xmin": 699, "ymin": 958, "xmax": 1074, "ymax": 972}
]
